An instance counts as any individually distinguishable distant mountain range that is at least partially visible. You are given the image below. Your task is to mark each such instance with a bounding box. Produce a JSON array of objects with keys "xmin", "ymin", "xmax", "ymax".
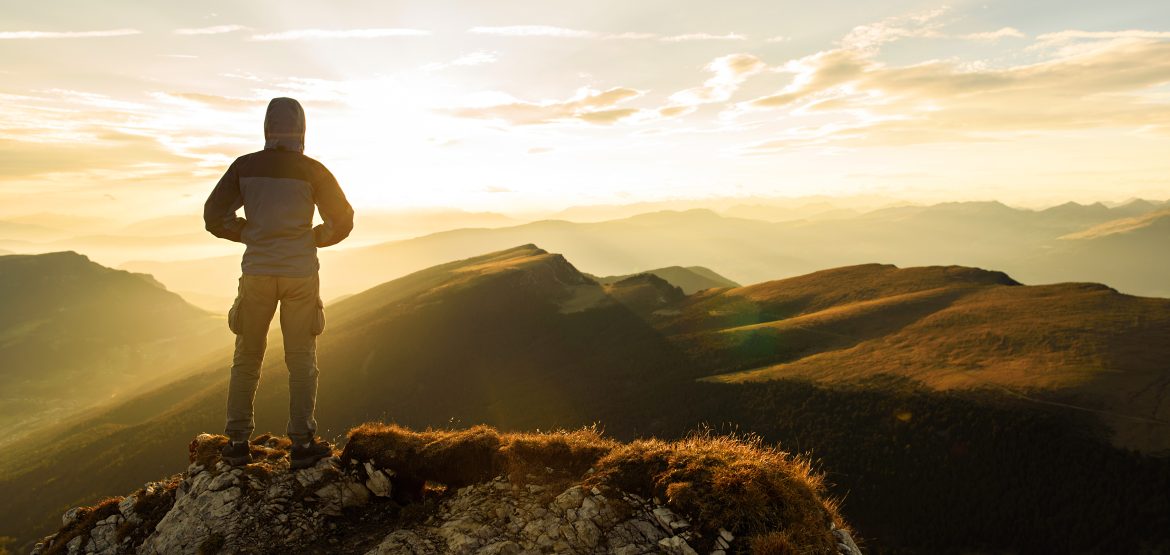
[
  {"xmin": 0, "ymin": 252, "xmax": 227, "ymax": 447},
  {"xmin": 588, "ymin": 265, "xmax": 739, "ymax": 294},
  {"xmin": 116, "ymin": 199, "xmax": 1170, "ymax": 312},
  {"xmin": 2, "ymin": 245, "xmax": 1168, "ymax": 553}
]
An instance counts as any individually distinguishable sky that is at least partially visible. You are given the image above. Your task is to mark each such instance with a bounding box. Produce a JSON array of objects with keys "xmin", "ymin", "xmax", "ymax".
[{"xmin": 2, "ymin": 0, "xmax": 1170, "ymax": 219}]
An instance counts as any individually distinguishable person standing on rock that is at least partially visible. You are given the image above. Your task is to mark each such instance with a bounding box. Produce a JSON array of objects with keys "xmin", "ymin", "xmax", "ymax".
[{"xmin": 203, "ymin": 97, "xmax": 354, "ymax": 469}]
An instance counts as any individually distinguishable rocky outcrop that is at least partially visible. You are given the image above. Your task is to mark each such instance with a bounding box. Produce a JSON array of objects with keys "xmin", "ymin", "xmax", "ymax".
[
  {"xmin": 32, "ymin": 429, "xmax": 863, "ymax": 555},
  {"xmin": 368, "ymin": 479, "xmax": 717, "ymax": 554}
]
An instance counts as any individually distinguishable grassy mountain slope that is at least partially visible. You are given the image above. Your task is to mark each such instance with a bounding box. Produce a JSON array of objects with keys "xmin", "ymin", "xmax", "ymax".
[
  {"xmin": 4, "ymin": 246, "xmax": 1169, "ymax": 553},
  {"xmin": 650, "ymin": 263, "xmax": 1170, "ymax": 452},
  {"xmin": 0, "ymin": 252, "xmax": 226, "ymax": 446},
  {"xmin": 0, "ymin": 245, "xmax": 693, "ymax": 545}
]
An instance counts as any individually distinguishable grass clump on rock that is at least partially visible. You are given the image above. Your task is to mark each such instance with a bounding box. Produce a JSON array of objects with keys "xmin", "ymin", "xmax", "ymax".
[{"xmin": 340, "ymin": 423, "xmax": 843, "ymax": 552}]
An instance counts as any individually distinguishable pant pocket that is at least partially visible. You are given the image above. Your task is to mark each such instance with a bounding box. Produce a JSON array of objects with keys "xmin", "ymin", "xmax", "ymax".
[
  {"xmin": 311, "ymin": 298, "xmax": 326, "ymax": 335},
  {"xmin": 227, "ymin": 280, "xmax": 244, "ymax": 335}
]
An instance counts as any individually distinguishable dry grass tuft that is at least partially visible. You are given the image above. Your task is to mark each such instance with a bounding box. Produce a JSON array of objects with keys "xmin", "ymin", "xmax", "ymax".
[
  {"xmin": 188, "ymin": 433, "xmax": 292, "ymax": 477},
  {"xmin": 340, "ymin": 423, "xmax": 619, "ymax": 499},
  {"xmin": 41, "ymin": 497, "xmax": 122, "ymax": 555},
  {"xmin": 496, "ymin": 426, "xmax": 618, "ymax": 482},
  {"xmin": 341, "ymin": 423, "xmax": 841, "ymax": 551},
  {"xmin": 751, "ymin": 531, "xmax": 799, "ymax": 554},
  {"xmin": 587, "ymin": 430, "xmax": 839, "ymax": 552},
  {"xmin": 188, "ymin": 434, "xmax": 229, "ymax": 469}
]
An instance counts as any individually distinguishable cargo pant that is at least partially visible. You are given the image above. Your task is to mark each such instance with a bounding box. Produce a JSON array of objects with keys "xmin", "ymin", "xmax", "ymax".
[{"xmin": 224, "ymin": 273, "xmax": 325, "ymax": 444}]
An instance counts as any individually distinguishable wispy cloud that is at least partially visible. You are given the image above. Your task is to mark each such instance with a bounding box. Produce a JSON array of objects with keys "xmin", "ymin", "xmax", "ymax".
[
  {"xmin": 841, "ymin": 7, "xmax": 949, "ymax": 50},
  {"xmin": 468, "ymin": 26, "xmax": 745, "ymax": 42},
  {"xmin": 961, "ymin": 27, "xmax": 1025, "ymax": 41},
  {"xmin": 1036, "ymin": 29, "xmax": 1170, "ymax": 43},
  {"xmin": 469, "ymin": 25, "xmax": 599, "ymax": 38},
  {"xmin": 445, "ymin": 87, "xmax": 645, "ymax": 125},
  {"xmin": 736, "ymin": 15, "xmax": 1170, "ymax": 152},
  {"xmin": 662, "ymin": 54, "xmax": 766, "ymax": 117},
  {"xmin": 174, "ymin": 24, "xmax": 249, "ymax": 35},
  {"xmin": 660, "ymin": 32, "xmax": 747, "ymax": 42},
  {"xmin": 251, "ymin": 28, "xmax": 430, "ymax": 41},
  {"xmin": 0, "ymin": 29, "xmax": 140, "ymax": 40},
  {"xmin": 152, "ymin": 92, "xmax": 267, "ymax": 109},
  {"xmin": 1031, "ymin": 29, "xmax": 1170, "ymax": 54}
]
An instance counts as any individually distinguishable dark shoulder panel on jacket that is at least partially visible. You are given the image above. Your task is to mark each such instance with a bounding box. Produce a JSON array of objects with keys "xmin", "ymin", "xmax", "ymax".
[{"xmin": 233, "ymin": 149, "xmax": 317, "ymax": 181}]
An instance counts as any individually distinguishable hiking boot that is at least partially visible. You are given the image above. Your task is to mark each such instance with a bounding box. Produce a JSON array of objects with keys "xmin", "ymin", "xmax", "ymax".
[
  {"xmin": 290, "ymin": 437, "xmax": 333, "ymax": 470},
  {"xmin": 221, "ymin": 440, "xmax": 252, "ymax": 466}
]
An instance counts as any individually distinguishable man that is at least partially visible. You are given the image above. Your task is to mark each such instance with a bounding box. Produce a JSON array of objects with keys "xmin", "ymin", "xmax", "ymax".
[{"xmin": 203, "ymin": 97, "xmax": 354, "ymax": 469}]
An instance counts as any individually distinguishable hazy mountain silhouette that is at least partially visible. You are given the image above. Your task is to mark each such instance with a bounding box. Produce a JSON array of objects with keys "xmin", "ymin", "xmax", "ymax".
[
  {"xmin": 1012, "ymin": 209, "xmax": 1170, "ymax": 297},
  {"xmin": 0, "ymin": 252, "xmax": 227, "ymax": 447},
  {"xmin": 589, "ymin": 265, "xmax": 739, "ymax": 294},
  {"xmin": 121, "ymin": 200, "xmax": 1170, "ymax": 311},
  {"xmin": 4, "ymin": 245, "xmax": 1169, "ymax": 552}
]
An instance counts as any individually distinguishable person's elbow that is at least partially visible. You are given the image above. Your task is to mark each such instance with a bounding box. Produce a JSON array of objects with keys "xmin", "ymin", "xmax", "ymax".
[
  {"xmin": 315, "ymin": 210, "xmax": 354, "ymax": 248},
  {"xmin": 206, "ymin": 216, "xmax": 246, "ymax": 242}
]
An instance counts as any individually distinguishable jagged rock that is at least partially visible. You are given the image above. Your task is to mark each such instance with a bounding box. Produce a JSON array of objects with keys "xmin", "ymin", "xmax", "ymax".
[
  {"xmin": 132, "ymin": 436, "xmax": 370, "ymax": 554},
  {"xmin": 36, "ymin": 429, "xmax": 855, "ymax": 555},
  {"xmin": 835, "ymin": 528, "xmax": 863, "ymax": 555},
  {"xmin": 362, "ymin": 477, "xmax": 717, "ymax": 554},
  {"xmin": 364, "ymin": 460, "xmax": 394, "ymax": 497},
  {"xmin": 364, "ymin": 530, "xmax": 438, "ymax": 554},
  {"xmin": 658, "ymin": 535, "xmax": 699, "ymax": 555}
]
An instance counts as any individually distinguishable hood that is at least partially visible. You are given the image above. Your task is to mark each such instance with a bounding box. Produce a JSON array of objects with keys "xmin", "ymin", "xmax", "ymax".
[{"xmin": 264, "ymin": 97, "xmax": 305, "ymax": 153}]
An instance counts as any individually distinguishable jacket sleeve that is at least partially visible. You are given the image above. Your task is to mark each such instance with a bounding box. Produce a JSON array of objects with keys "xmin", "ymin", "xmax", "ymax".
[
  {"xmin": 203, "ymin": 159, "xmax": 247, "ymax": 243},
  {"xmin": 312, "ymin": 164, "xmax": 354, "ymax": 248}
]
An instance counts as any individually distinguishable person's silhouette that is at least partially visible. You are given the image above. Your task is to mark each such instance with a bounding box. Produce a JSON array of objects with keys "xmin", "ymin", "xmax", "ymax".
[{"xmin": 203, "ymin": 97, "xmax": 354, "ymax": 469}]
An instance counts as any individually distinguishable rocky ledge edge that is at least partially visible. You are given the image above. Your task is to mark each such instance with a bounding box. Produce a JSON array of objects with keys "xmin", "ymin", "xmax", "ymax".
[{"xmin": 33, "ymin": 425, "xmax": 862, "ymax": 555}]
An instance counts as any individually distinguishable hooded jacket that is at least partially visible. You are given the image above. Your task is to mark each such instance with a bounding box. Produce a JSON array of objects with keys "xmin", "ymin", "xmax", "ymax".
[{"xmin": 204, "ymin": 97, "xmax": 354, "ymax": 276}]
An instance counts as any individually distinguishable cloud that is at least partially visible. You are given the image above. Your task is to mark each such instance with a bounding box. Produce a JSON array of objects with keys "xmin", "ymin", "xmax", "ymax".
[
  {"xmin": 251, "ymin": 28, "xmax": 430, "ymax": 41},
  {"xmin": 153, "ymin": 92, "xmax": 267, "ymax": 109},
  {"xmin": 445, "ymin": 87, "xmax": 645, "ymax": 125},
  {"xmin": 765, "ymin": 36, "xmax": 790, "ymax": 43},
  {"xmin": 1030, "ymin": 29, "xmax": 1170, "ymax": 56},
  {"xmin": 660, "ymin": 33, "xmax": 747, "ymax": 42},
  {"xmin": 469, "ymin": 25, "xmax": 599, "ymax": 38},
  {"xmin": 423, "ymin": 51, "xmax": 498, "ymax": 71},
  {"xmin": 0, "ymin": 132, "xmax": 191, "ymax": 179},
  {"xmin": 1035, "ymin": 29, "xmax": 1170, "ymax": 44},
  {"xmin": 737, "ymin": 28, "xmax": 1170, "ymax": 151},
  {"xmin": 841, "ymin": 7, "xmax": 949, "ymax": 50},
  {"xmin": 468, "ymin": 26, "xmax": 744, "ymax": 42},
  {"xmin": 0, "ymin": 29, "xmax": 140, "ymax": 40},
  {"xmin": 174, "ymin": 25, "xmax": 249, "ymax": 35},
  {"xmin": 961, "ymin": 27, "xmax": 1025, "ymax": 41},
  {"xmin": 661, "ymin": 54, "xmax": 767, "ymax": 116}
]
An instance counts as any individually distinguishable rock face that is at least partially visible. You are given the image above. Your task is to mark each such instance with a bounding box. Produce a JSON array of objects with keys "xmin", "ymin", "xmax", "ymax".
[
  {"xmin": 32, "ymin": 431, "xmax": 863, "ymax": 555},
  {"xmin": 366, "ymin": 480, "xmax": 697, "ymax": 555},
  {"xmin": 137, "ymin": 456, "xmax": 368, "ymax": 554}
]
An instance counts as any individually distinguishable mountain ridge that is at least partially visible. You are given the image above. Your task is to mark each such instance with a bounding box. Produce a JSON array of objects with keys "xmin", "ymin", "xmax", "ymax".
[{"xmin": 4, "ymin": 245, "xmax": 1169, "ymax": 553}]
